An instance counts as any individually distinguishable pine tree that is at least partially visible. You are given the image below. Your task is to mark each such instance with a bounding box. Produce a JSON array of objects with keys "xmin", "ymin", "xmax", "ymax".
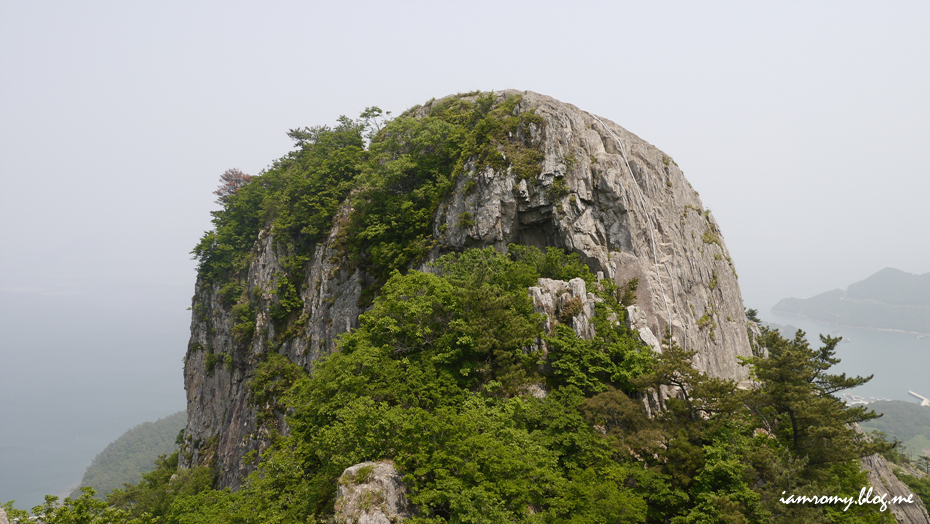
[{"xmin": 744, "ymin": 327, "xmax": 887, "ymax": 481}]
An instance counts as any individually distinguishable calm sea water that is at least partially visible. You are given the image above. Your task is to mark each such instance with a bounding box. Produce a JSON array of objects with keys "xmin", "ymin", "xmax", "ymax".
[
  {"xmin": 0, "ymin": 358, "xmax": 186, "ymax": 510},
  {"xmin": 766, "ymin": 310, "xmax": 930, "ymax": 402},
  {"xmin": 0, "ymin": 287, "xmax": 188, "ymax": 510}
]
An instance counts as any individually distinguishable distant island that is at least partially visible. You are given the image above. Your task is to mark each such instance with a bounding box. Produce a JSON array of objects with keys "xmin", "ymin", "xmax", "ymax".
[
  {"xmin": 75, "ymin": 411, "xmax": 186, "ymax": 498},
  {"xmin": 772, "ymin": 268, "xmax": 930, "ymax": 335}
]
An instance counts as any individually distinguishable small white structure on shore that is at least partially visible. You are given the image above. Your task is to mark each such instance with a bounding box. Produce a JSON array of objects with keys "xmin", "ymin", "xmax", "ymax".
[{"xmin": 908, "ymin": 390, "xmax": 930, "ymax": 407}]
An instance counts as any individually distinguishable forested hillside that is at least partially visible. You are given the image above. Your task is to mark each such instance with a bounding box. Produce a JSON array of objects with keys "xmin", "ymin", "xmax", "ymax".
[
  {"xmin": 76, "ymin": 411, "xmax": 186, "ymax": 498},
  {"xmin": 862, "ymin": 400, "xmax": 930, "ymax": 461}
]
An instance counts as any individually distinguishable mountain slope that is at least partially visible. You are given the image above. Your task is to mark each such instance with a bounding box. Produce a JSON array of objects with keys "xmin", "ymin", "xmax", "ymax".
[
  {"xmin": 77, "ymin": 411, "xmax": 186, "ymax": 498},
  {"xmin": 773, "ymin": 268, "xmax": 930, "ymax": 334}
]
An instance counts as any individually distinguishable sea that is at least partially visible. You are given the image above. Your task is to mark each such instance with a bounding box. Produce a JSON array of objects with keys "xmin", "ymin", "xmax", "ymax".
[
  {"xmin": 0, "ymin": 285, "xmax": 188, "ymax": 511},
  {"xmin": 765, "ymin": 310, "xmax": 930, "ymax": 403}
]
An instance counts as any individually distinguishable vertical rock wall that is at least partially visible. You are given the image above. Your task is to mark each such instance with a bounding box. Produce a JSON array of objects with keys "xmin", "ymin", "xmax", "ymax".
[{"xmin": 433, "ymin": 91, "xmax": 752, "ymax": 380}]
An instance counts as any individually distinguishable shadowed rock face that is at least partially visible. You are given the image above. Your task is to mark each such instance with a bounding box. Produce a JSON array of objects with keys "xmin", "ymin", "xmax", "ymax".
[{"xmin": 180, "ymin": 90, "xmax": 754, "ymax": 489}]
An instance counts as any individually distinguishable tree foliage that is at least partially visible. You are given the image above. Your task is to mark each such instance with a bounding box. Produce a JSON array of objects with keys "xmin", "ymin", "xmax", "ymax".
[
  {"xmin": 741, "ymin": 328, "xmax": 886, "ymax": 481},
  {"xmin": 77, "ymin": 411, "xmax": 187, "ymax": 499},
  {"xmin": 106, "ymin": 260, "xmax": 887, "ymax": 522},
  {"xmin": 191, "ymin": 93, "xmax": 546, "ymax": 296},
  {"xmin": 212, "ymin": 168, "xmax": 253, "ymax": 205},
  {"xmin": 106, "ymin": 451, "xmax": 215, "ymax": 520},
  {"xmin": 169, "ymin": 246, "xmax": 656, "ymax": 523},
  {"xmin": 6, "ymin": 260, "xmax": 898, "ymax": 523},
  {"xmin": 13, "ymin": 92, "xmax": 905, "ymax": 522}
]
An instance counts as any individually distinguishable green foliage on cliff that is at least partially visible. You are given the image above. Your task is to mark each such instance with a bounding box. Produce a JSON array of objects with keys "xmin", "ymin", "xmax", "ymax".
[
  {"xmin": 80, "ymin": 255, "xmax": 888, "ymax": 523},
  {"xmin": 896, "ymin": 473, "xmax": 930, "ymax": 509},
  {"xmin": 191, "ymin": 92, "xmax": 546, "ymax": 295},
  {"xmin": 6, "ymin": 256, "xmax": 897, "ymax": 523},
  {"xmin": 107, "ymin": 451, "xmax": 216, "ymax": 520},
  {"xmin": 249, "ymin": 351, "xmax": 306, "ymax": 428},
  {"xmin": 183, "ymin": 247, "xmax": 658, "ymax": 523},
  {"xmin": 190, "ymin": 93, "xmax": 549, "ymax": 351}
]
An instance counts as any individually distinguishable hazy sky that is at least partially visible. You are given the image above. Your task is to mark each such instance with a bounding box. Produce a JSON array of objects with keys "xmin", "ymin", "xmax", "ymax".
[{"xmin": 1, "ymin": 0, "xmax": 928, "ymax": 505}]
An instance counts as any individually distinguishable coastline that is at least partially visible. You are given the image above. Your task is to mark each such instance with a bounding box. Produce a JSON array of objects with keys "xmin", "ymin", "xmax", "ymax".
[
  {"xmin": 769, "ymin": 311, "xmax": 930, "ymax": 337},
  {"xmin": 56, "ymin": 476, "xmax": 83, "ymax": 502}
]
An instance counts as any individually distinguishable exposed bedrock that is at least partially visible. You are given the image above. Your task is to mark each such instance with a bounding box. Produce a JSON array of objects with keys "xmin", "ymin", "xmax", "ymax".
[{"xmin": 180, "ymin": 90, "xmax": 753, "ymax": 489}]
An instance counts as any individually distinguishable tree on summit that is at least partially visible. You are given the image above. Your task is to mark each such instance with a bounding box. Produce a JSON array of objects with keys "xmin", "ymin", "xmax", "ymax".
[{"xmin": 213, "ymin": 168, "xmax": 253, "ymax": 205}]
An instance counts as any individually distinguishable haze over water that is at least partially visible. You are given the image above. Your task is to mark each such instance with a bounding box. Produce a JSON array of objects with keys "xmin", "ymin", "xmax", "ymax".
[
  {"xmin": 0, "ymin": 291, "xmax": 187, "ymax": 508},
  {"xmin": 765, "ymin": 309, "xmax": 929, "ymax": 403},
  {"xmin": 2, "ymin": 0, "xmax": 927, "ymax": 513}
]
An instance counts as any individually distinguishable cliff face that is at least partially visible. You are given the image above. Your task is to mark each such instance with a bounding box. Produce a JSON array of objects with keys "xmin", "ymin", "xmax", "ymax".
[
  {"xmin": 860, "ymin": 452, "xmax": 930, "ymax": 524},
  {"xmin": 180, "ymin": 90, "xmax": 754, "ymax": 488}
]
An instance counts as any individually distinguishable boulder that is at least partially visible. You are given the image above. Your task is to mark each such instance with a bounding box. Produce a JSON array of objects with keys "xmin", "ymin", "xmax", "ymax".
[{"xmin": 334, "ymin": 461, "xmax": 413, "ymax": 524}]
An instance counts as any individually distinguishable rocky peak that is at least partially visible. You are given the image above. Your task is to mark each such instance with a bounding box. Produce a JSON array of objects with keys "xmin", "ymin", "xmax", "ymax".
[
  {"xmin": 180, "ymin": 90, "xmax": 754, "ymax": 489},
  {"xmin": 433, "ymin": 90, "xmax": 750, "ymax": 380}
]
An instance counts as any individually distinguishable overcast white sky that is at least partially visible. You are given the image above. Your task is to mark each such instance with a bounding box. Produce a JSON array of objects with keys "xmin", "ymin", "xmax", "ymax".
[{"xmin": 0, "ymin": 0, "xmax": 928, "ymax": 504}]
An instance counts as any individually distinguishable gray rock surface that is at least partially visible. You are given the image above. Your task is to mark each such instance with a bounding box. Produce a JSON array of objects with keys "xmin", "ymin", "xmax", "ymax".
[
  {"xmin": 529, "ymin": 277, "xmax": 599, "ymax": 340},
  {"xmin": 0, "ymin": 507, "xmax": 8, "ymax": 524},
  {"xmin": 860, "ymin": 452, "xmax": 930, "ymax": 523},
  {"xmin": 180, "ymin": 90, "xmax": 755, "ymax": 488},
  {"xmin": 334, "ymin": 461, "xmax": 412, "ymax": 524},
  {"xmin": 625, "ymin": 305, "xmax": 662, "ymax": 353},
  {"xmin": 429, "ymin": 91, "xmax": 751, "ymax": 380}
]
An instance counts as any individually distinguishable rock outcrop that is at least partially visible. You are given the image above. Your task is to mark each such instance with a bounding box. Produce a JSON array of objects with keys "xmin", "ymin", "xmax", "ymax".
[
  {"xmin": 860, "ymin": 453, "xmax": 930, "ymax": 523},
  {"xmin": 529, "ymin": 277, "xmax": 599, "ymax": 340},
  {"xmin": 334, "ymin": 461, "xmax": 413, "ymax": 524},
  {"xmin": 180, "ymin": 90, "xmax": 754, "ymax": 488}
]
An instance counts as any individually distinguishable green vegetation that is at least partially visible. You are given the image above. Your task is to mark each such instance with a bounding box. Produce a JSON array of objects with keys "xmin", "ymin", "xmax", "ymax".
[
  {"xmin": 249, "ymin": 351, "xmax": 306, "ymax": 429},
  {"xmin": 340, "ymin": 464, "xmax": 376, "ymax": 486},
  {"xmin": 188, "ymin": 93, "xmax": 549, "ymax": 351},
  {"xmin": 457, "ymin": 211, "xmax": 475, "ymax": 228},
  {"xmin": 107, "ymin": 451, "xmax": 216, "ymax": 520},
  {"xmin": 701, "ymin": 227, "xmax": 720, "ymax": 247},
  {"xmin": 3, "ymin": 488, "xmax": 130, "ymax": 524},
  {"xmin": 897, "ymin": 473, "xmax": 930, "ymax": 508},
  {"xmin": 75, "ymin": 411, "xmax": 187, "ymax": 499},
  {"xmin": 230, "ymin": 301, "xmax": 256, "ymax": 345},
  {"xmin": 861, "ymin": 400, "xmax": 930, "ymax": 461},
  {"xmin": 4, "ymin": 98, "xmax": 905, "ymax": 522},
  {"xmin": 861, "ymin": 401, "xmax": 930, "ymax": 508},
  {"xmin": 8, "ymin": 257, "xmax": 895, "ymax": 523},
  {"xmin": 547, "ymin": 177, "xmax": 570, "ymax": 200},
  {"xmin": 191, "ymin": 92, "xmax": 547, "ymax": 318}
]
